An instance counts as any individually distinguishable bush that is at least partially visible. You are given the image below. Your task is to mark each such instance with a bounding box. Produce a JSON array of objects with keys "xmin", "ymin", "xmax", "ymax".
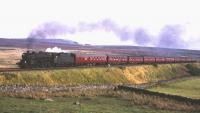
[{"xmin": 186, "ymin": 64, "xmax": 200, "ymax": 76}]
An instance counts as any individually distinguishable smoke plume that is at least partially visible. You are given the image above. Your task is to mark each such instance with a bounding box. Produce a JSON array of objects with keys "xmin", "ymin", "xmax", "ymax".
[
  {"xmin": 78, "ymin": 19, "xmax": 153, "ymax": 46},
  {"xmin": 28, "ymin": 22, "xmax": 76, "ymax": 39},
  {"xmin": 157, "ymin": 25, "xmax": 187, "ymax": 48},
  {"xmin": 134, "ymin": 28, "xmax": 152, "ymax": 45},
  {"xmin": 28, "ymin": 19, "xmax": 188, "ymax": 49},
  {"xmin": 27, "ymin": 22, "xmax": 76, "ymax": 49}
]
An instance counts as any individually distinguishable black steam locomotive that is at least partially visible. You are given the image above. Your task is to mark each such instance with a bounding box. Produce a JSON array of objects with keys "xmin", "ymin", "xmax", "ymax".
[{"xmin": 18, "ymin": 51, "xmax": 75, "ymax": 68}]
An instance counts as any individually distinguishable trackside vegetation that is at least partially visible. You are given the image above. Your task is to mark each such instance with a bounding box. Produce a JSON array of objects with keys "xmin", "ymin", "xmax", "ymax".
[{"xmin": 0, "ymin": 64, "xmax": 192, "ymax": 86}]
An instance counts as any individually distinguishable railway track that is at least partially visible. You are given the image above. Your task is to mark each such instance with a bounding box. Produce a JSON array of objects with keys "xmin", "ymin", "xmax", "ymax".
[
  {"xmin": 0, "ymin": 67, "xmax": 82, "ymax": 72},
  {"xmin": 0, "ymin": 62, "xmax": 194, "ymax": 72},
  {"xmin": 0, "ymin": 68, "xmax": 21, "ymax": 72},
  {"xmin": 0, "ymin": 65, "xmax": 113, "ymax": 72}
]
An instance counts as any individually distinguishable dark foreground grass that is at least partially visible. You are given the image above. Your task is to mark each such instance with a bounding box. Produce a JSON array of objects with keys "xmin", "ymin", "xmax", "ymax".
[{"xmin": 0, "ymin": 96, "xmax": 195, "ymax": 113}]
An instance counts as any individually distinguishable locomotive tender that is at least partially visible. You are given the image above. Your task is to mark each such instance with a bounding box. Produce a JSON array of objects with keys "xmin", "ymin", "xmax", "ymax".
[{"xmin": 17, "ymin": 51, "xmax": 196, "ymax": 68}]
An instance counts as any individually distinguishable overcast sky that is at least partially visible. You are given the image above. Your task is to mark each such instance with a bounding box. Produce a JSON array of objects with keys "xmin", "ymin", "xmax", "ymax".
[{"xmin": 0, "ymin": 0, "xmax": 200, "ymax": 49}]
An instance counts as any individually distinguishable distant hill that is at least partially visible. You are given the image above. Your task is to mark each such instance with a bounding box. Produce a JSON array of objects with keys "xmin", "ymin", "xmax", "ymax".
[
  {"xmin": 0, "ymin": 38, "xmax": 199, "ymax": 58},
  {"xmin": 0, "ymin": 38, "xmax": 79, "ymax": 49}
]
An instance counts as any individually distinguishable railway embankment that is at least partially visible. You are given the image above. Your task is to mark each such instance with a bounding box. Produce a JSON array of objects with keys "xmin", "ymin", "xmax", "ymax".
[{"xmin": 0, "ymin": 63, "xmax": 194, "ymax": 86}]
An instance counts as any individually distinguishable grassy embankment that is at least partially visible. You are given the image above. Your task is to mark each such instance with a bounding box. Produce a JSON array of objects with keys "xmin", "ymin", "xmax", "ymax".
[{"xmin": 0, "ymin": 63, "xmax": 190, "ymax": 86}]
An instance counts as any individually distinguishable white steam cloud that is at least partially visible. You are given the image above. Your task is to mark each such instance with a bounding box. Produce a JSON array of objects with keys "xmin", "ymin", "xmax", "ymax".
[{"xmin": 45, "ymin": 47, "xmax": 69, "ymax": 53}]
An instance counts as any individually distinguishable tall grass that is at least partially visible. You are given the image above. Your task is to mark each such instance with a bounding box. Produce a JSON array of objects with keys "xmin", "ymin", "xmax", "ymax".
[{"xmin": 0, "ymin": 64, "xmax": 192, "ymax": 86}]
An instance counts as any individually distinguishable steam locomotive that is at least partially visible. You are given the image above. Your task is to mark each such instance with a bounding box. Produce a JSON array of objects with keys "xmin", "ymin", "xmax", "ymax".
[{"xmin": 17, "ymin": 51, "xmax": 196, "ymax": 68}]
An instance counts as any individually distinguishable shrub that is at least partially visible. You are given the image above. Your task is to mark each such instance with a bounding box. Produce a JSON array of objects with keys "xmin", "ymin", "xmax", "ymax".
[{"xmin": 186, "ymin": 64, "xmax": 200, "ymax": 76}]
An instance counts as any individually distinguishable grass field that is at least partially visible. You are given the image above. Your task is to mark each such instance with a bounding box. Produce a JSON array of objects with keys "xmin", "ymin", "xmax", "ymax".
[
  {"xmin": 149, "ymin": 77, "xmax": 200, "ymax": 99},
  {"xmin": 0, "ymin": 96, "xmax": 196, "ymax": 113},
  {"xmin": 0, "ymin": 47, "xmax": 25, "ymax": 68}
]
